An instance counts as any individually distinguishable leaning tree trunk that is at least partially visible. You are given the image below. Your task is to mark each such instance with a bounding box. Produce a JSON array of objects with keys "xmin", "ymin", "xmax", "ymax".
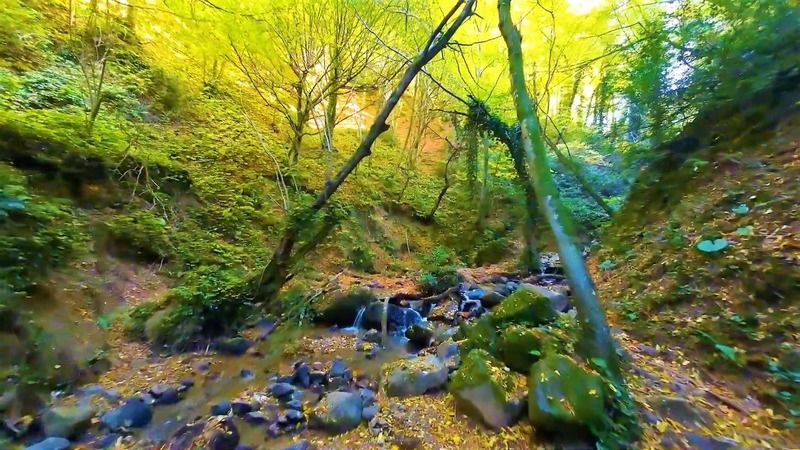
[
  {"xmin": 253, "ymin": 0, "xmax": 477, "ymax": 303},
  {"xmin": 498, "ymin": 0, "xmax": 622, "ymax": 383}
]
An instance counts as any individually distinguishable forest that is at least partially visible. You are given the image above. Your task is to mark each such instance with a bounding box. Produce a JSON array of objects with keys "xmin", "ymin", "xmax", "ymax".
[{"xmin": 0, "ymin": 0, "xmax": 798, "ymax": 449}]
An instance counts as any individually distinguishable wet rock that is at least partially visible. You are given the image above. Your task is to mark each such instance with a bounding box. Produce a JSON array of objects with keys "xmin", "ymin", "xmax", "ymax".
[
  {"xmin": 329, "ymin": 358, "xmax": 348, "ymax": 378},
  {"xmin": 231, "ymin": 399, "xmax": 256, "ymax": 416},
  {"xmin": 528, "ymin": 355, "xmax": 605, "ymax": 433},
  {"xmin": 244, "ymin": 411, "xmax": 271, "ymax": 424},
  {"xmin": 3, "ymin": 415, "xmax": 34, "ymax": 438},
  {"xmin": 362, "ymin": 302, "xmax": 422, "ymax": 331},
  {"xmin": 0, "ymin": 388, "xmax": 17, "ymax": 413},
  {"xmin": 362, "ymin": 404, "xmax": 379, "ymax": 421},
  {"xmin": 210, "ymin": 400, "xmax": 232, "ymax": 416},
  {"xmin": 405, "ymin": 322, "xmax": 435, "ymax": 348},
  {"xmin": 436, "ymin": 340, "xmax": 461, "ymax": 371},
  {"xmin": 267, "ymin": 422, "xmax": 282, "ymax": 437},
  {"xmin": 449, "ymin": 349, "xmax": 525, "ymax": 430},
  {"xmin": 292, "ymin": 361, "xmax": 311, "ymax": 388},
  {"xmin": 286, "ymin": 399, "xmax": 303, "ymax": 410},
  {"xmin": 518, "ymin": 283, "xmax": 569, "ymax": 312},
  {"xmin": 635, "ymin": 344, "xmax": 659, "ymax": 357},
  {"xmin": 313, "ymin": 287, "xmax": 377, "ymax": 326},
  {"xmin": 207, "ymin": 416, "xmax": 239, "ymax": 450},
  {"xmin": 310, "ymin": 391, "xmax": 363, "ymax": 434},
  {"xmin": 240, "ymin": 368, "xmax": 255, "ymax": 380},
  {"xmin": 95, "ymin": 433, "xmax": 120, "ymax": 448},
  {"xmin": 466, "ymin": 288, "xmax": 485, "ymax": 300},
  {"xmin": 427, "ymin": 299, "xmax": 458, "ymax": 323},
  {"xmin": 285, "ymin": 409, "xmax": 305, "ymax": 423},
  {"xmin": 459, "ymin": 315, "xmax": 498, "ymax": 355},
  {"xmin": 363, "ymin": 329, "xmax": 381, "ymax": 343},
  {"xmin": 309, "ymin": 370, "xmax": 326, "ymax": 385},
  {"xmin": 382, "ymin": 355, "xmax": 448, "ymax": 397},
  {"xmin": 359, "ymin": 388, "xmax": 376, "ymax": 406},
  {"xmin": 432, "ymin": 326, "xmax": 459, "ymax": 346},
  {"xmin": 24, "ymin": 437, "xmax": 71, "ymax": 450},
  {"xmin": 196, "ymin": 361, "xmax": 211, "ymax": 372},
  {"xmin": 651, "ymin": 396, "xmax": 712, "ymax": 428},
  {"xmin": 253, "ymin": 319, "xmax": 276, "ymax": 340},
  {"xmin": 42, "ymin": 404, "xmax": 96, "ymax": 438},
  {"xmin": 491, "ymin": 287, "xmax": 558, "ymax": 326},
  {"xmin": 214, "ymin": 337, "xmax": 252, "ymax": 356},
  {"xmin": 155, "ymin": 387, "xmax": 180, "ymax": 405},
  {"xmin": 684, "ymin": 432, "xmax": 742, "ymax": 450},
  {"xmin": 78, "ymin": 384, "xmax": 120, "ymax": 401},
  {"xmin": 480, "ymin": 290, "xmax": 506, "ymax": 308},
  {"xmin": 282, "ymin": 440, "xmax": 314, "ymax": 450},
  {"xmin": 270, "ymin": 383, "xmax": 296, "ymax": 399},
  {"xmin": 101, "ymin": 398, "xmax": 153, "ymax": 430},
  {"xmin": 497, "ymin": 325, "xmax": 548, "ymax": 373}
]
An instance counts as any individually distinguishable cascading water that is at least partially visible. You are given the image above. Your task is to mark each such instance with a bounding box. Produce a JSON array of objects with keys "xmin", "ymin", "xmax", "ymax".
[{"xmin": 342, "ymin": 305, "xmax": 367, "ymax": 333}]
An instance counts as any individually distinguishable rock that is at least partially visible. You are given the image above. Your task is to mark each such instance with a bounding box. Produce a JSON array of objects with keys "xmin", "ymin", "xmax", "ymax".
[
  {"xmin": 42, "ymin": 404, "xmax": 96, "ymax": 438},
  {"xmin": 196, "ymin": 361, "xmax": 211, "ymax": 372},
  {"xmin": 362, "ymin": 302, "xmax": 422, "ymax": 331},
  {"xmin": 240, "ymin": 368, "xmax": 255, "ymax": 380},
  {"xmin": 459, "ymin": 315, "xmax": 498, "ymax": 355},
  {"xmin": 427, "ymin": 298, "xmax": 459, "ymax": 323},
  {"xmin": 359, "ymin": 388, "xmax": 376, "ymax": 406},
  {"xmin": 310, "ymin": 391, "xmax": 363, "ymax": 434},
  {"xmin": 244, "ymin": 411, "xmax": 270, "ymax": 424},
  {"xmin": 684, "ymin": 432, "xmax": 742, "ymax": 450},
  {"xmin": 231, "ymin": 399, "xmax": 255, "ymax": 416},
  {"xmin": 466, "ymin": 288, "xmax": 485, "ymax": 300},
  {"xmin": 285, "ymin": 409, "xmax": 305, "ymax": 423},
  {"xmin": 329, "ymin": 358, "xmax": 348, "ymax": 378},
  {"xmin": 436, "ymin": 340, "xmax": 461, "ymax": 371},
  {"xmin": 313, "ymin": 287, "xmax": 377, "ymax": 326},
  {"xmin": 270, "ymin": 383, "xmax": 296, "ymax": 399},
  {"xmin": 497, "ymin": 325, "xmax": 548, "ymax": 373},
  {"xmin": 382, "ymin": 355, "xmax": 448, "ymax": 397},
  {"xmin": 214, "ymin": 337, "xmax": 252, "ymax": 356},
  {"xmin": 518, "ymin": 283, "xmax": 569, "ymax": 312},
  {"xmin": 651, "ymin": 396, "xmax": 712, "ymax": 428},
  {"xmin": 0, "ymin": 388, "xmax": 17, "ymax": 413},
  {"xmin": 432, "ymin": 326, "xmax": 459, "ymax": 345},
  {"xmin": 363, "ymin": 329, "xmax": 381, "ymax": 343},
  {"xmin": 362, "ymin": 404, "xmax": 379, "ymax": 421},
  {"xmin": 292, "ymin": 362, "xmax": 311, "ymax": 388},
  {"xmin": 481, "ymin": 290, "xmax": 506, "ymax": 308},
  {"xmin": 100, "ymin": 398, "xmax": 153, "ymax": 430},
  {"xmin": 309, "ymin": 370, "xmax": 326, "ymax": 385},
  {"xmin": 154, "ymin": 387, "xmax": 180, "ymax": 405},
  {"xmin": 24, "ymin": 437, "xmax": 71, "ymax": 450},
  {"xmin": 210, "ymin": 400, "xmax": 232, "ymax": 416},
  {"xmin": 528, "ymin": 355, "xmax": 606, "ymax": 433},
  {"xmin": 207, "ymin": 416, "xmax": 239, "ymax": 450},
  {"xmin": 95, "ymin": 433, "xmax": 120, "ymax": 448},
  {"xmin": 286, "ymin": 399, "xmax": 303, "ymax": 410},
  {"xmin": 449, "ymin": 349, "xmax": 525, "ymax": 430},
  {"xmin": 405, "ymin": 322, "xmax": 435, "ymax": 348},
  {"xmin": 282, "ymin": 440, "xmax": 314, "ymax": 450},
  {"xmin": 4, "ymin": 415, "xmax": 34, "ymax": 438},
  {"xmin": 491, "ymin": 287, "xmax": 558, "ymax": 326}
]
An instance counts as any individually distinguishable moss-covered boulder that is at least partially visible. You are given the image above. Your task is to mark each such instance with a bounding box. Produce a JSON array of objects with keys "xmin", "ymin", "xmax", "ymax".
[
  {"xmin": 459, "ymin": 315, "xmax": 498, "ymax": 355},
  {"xmin": 497, "ymin": 325, "xmax": 549, "ymax": 373},
  {"xmin": 313, "ymin": 287, "xmax": 377, "ymax": 327},
  {"xmin": 449, "ymin": 349, "xmax": 526, "ymax": 430},
  {"xmin": 528, "ymin": 355, "xmax": 606, "ymax": 433},
  {"xmin": 41, "ymin": 405, "xmax": 96, "ymax": 439},
  {"xmin": 381, "ymin": 355, "xmax": 448, "ymax": 397},
  {"xmin": 310, "ymin": 391, "xmax": 363, "ymax": 434},
  {"xmin": 491, "ymin": 287, "xmax": 557, "ymax": 326}
]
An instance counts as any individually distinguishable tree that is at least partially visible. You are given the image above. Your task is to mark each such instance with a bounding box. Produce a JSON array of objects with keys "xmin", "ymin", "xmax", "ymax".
[
  {"xmin": 75, "ymin": 2, "xmax": 119, "ymax": 135},
  {"xmin": 251, "ymin": 0, "xmax": 478, "ymax": 303},
  {"xmin": 498, "ymin": 0, "xmax": 621, "ymax": 382}
]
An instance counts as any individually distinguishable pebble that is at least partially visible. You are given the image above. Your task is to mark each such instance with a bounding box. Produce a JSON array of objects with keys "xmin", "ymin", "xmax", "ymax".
[{"xmin": 211, "ymin": 400, "xmax": 232, "ymax": 416}]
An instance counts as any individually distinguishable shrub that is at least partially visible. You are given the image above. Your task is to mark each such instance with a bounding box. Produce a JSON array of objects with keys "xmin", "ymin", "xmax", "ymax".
[
  {"xmin": 417, "ymin": 245, "xmax": 460, "ymax": 294},
  {"xmin": 105, "ymin": 209, "xmax": 173, "ymax": 261}
]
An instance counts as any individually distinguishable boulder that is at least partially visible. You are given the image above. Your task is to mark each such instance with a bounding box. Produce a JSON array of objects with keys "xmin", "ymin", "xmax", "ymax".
[
  {"xmin": 497, "ymin": 325, "xmax": 548, "ymax": 373},
  {"xmin": 100, "ymin": 398, "xmax": 153, "ymax": 430},
  {"xmin": 362, "ymin": 302, "xmax": 422, "ymax": 331},
  {"xmin": 310, "ymin": 391, "xmax": 363, "ymax": 434},
  {"xmin": 491, "ymin": 287, "xmax": 557, "ymax": 326},
  {"xmin": 42, "ymin": 405, "xmax": 96, "ymax": 439},
  {"xmin": 382, "ymin": 355, "xmax": 448, "ymax": 397},
  {"xmin": 214, "ymin": 337, "xmax": 252, "ymax": 356},
  {"xmin": 362, "ymin": 329, "xmax": 381, "ymax": 343},
  {"xmin": 481, "ymin": 290, "xmax": 506, "ymax": 308},
  {"xmin": 518, "ymin": 283, "xmax": 569, "ymax": 312},
  {"xmin": 427, "ymin": 298, "xmax": 459, "ymax": 323},
  {"xmin": 449, "ymin": 349, "xmax": 526, "ymax": 430},
  {"xmin": 436, "ymin": 340, "xmax": 461, "ymax": 371},
  {"xmin": 313, "ymin": 287, "xmax": 377, "ymax": 327},
  {"xmin": 269, "ymin": 383, "xmax": 296, "ymax": 399},
  {"xmin": 405, "ymin": 322, "xmax": 435, "ymax": 348},
  {"xmin": 459, "ymin": 315, "xmax": 498, "ymax": 355},
  {"xmin": 24, "ymin": 437, "xmax": 71, "ymax": 450},
  {"xmin": 210, "ymin": 400, "xmax": 232, "ymax": 416},
  {"xmin": 329, "ymin": 358, "xmax": 349, "ymax": 378},
  {"xmin": 683, "ymin": 432, "xmax": 742, "ymax": 450},
  {"xmin": 528, "ymin": 355, "xmax": 606, "ymax": 433},
  {"xmin": 282, "ymin": 440, "xmax": 314, "ymax": 450},
  {"xmin": 651, "ymin": 396, "xmax": 711, "ymax": 428}
]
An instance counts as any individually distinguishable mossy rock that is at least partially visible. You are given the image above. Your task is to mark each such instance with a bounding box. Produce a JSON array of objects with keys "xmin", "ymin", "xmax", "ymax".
[
  {"xmin": 143, "ymin": 306, "xmax": 200, "ymax": 346},
  {"xmin": 528, "ymin": 355, "xmax": 606, "ymax": 433},
  {"xmin": 497, "ymin": 325, "xmax": 549, "ymax": 373},
  {"xmin": 313, "ymin": 287, "xmax": 377, "ymax": 327},
  {"xmin": 381, "ymin": 355, "xmax": 448, "ymax": 397},
  {"xmin": 491, "ymin": 288, "xmax": 557, "ymax": 326},
  {"xmin": 449, "ymin": 349, "xmax": 525, "ymax": 430},
  {"xmin": 459, "ymin": 315, "xmax": 498, "ymax": 356}
]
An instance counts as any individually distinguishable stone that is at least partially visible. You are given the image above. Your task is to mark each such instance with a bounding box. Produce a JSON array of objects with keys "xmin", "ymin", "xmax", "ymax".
[
  {"xmin": 286, "ymin": 399, "xmax": 303, "ymax": 410},
  {"xmin": 684, "ymin": 432, "xmax": 742, "ymax": 450},
  {"xmin": 214, "ymin": 337, "xmax": 252, "ymax": 356},
  {"xmin": 405, "ymin": 322, "xmax": 435, "ymax": 348},
  {"xmin": 518, "ymin": 283, "xmax": 570, "ymax": 312},
  {"xmin": 100, "ymin": 398, "xmax": 153, "ymax": 430},
  {"xmin": 42, "ymin": 404, "xmax": 96, "ymax": 438},
  {"xmin": 196, "ymin": 361, "xmax": 211, "ymax": 372},
  {"xmin": 480, "ymin": 290, "xmax": 506, "ymax": 308},
  {"xmin": 436, "ymin": 340, "xmax": 461, "ymax": 371},
  {"xmin": 432, "ymin": 326, "xmax": 459, "ymax": 345},
  {"xmin": 24, "ymin": 437, "xmax": 71, "ymax": 450},
  {"xmin": 427, "ymin": 299, "xmax": 459, "ymax": 323},
  {"xmin": 310, "ymin": 391, "xmax": 363, "ymax": 434},
  {"xmin": 282, "ymin": 440, "xmax": 314, "ymax": 450},
  {"xmin": 459, "ymin": 315, "xmax": 498, "ymax": 355},
  {"xmin": 155, "ymin": 387, "xmax": 180, "ymax": 405},
  {"xmin": 240, "ymin": 368, "xmax": 255, "ymax": 380},
  {"xmin": 359, "ymin": 388, "xmax": 376, "ymax": 406},
  {"xmin": 313, "ymin": 287, "xmax": 377, "ymax": 326},
  {"xmin": 362, "ymin": 404, "xmax": 379, "ymax": 421},
  {"xmin": 329, "ymin": 358, "xmax": 348, "ymax": 378},
  {"xmin": 292, "ymin": 362, "xmax": 311, "ymax": 388},
  {"xmin": 270, "ymin": 383, "xmax": 296, "ymax": 399},
  {"xmin": 651, "ymin": 396, "xmax": 712, "ymax": 428},
  {"xmin": 363, "ymin": 329, "xmax": 381, "ymax": 343},
  {"xmin": 449, "ymin": 349, "xmax": 525, "ymax": 430},
  {"xmin": 382, "ymin": 355, "xmax": 448, "ymax": 397},
  {"xmin": 491, "ymin": 287, "xmax": 558, "ymax": 326},
  {"xmin": 497, "ymin": 325, "xmax": 548, "ymax": 373},
  {"xmin": 207, "ymin": 416, "xmax": 239, "ymax": 450},
  {"xmin": 362, "ymin": 302, "xmax": 422, "ymax": 331},
  {"xmin": 285, "ymin": 409, "xmax": 305, "ymax": 423},
  {"xmin": 210, "ymin": 400, "xmax": 232, "ymax": 416},
  {"xmin": 528, "ymin": 355, "xmax": 606, "ymax": 433},
  {"xmin": 4, "ymin": 415, "xmax": 34, "ymax": 438},
  {"xmin": 244, "ymin": 411, "xmax": 271, "ymax": 424},
  {"xmin": 231, "ymin": 399, "xmax": 255, "ymax": 416},
  {"xmin": 466, "ymin": 288, "xmax": 485, "ymax": 300}
]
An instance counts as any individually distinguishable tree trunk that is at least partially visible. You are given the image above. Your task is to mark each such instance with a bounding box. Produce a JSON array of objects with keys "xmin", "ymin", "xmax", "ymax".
[
  {"xmin": 253, "ymin": 0, "xmax": 477, "ymax": 302},
  {"xmin": 498, "ymin": 0, "xmax": 621, "ymax": 383}
]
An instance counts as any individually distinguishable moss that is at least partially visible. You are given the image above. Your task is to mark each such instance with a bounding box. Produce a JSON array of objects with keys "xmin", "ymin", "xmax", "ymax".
[
  {"xmin": 459, "ymin": 315, "xmax": 498, "ymax": 356},
  {"xmin": 450, "ymin": 349, "xmax": 516, "ymax": 405},
  {"xmin": 497, "ymin": 325, "xmax": 549, "ymax": 373},
  {"xmin": 491, "ymin": 287, "xmax": 557, "ymax": 326}
]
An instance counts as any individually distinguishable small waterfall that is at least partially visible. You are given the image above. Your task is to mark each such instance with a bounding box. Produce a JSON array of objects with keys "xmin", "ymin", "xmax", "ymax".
[{"xmin": 352, "ymin": 305, "xmax": 367, "ymax": 330}]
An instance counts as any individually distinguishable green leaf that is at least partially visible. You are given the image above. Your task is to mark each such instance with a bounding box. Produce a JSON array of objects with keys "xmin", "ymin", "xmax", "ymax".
[
  {"xmin": 599, "ymin": 259, "xmax": 617, "ymax": 270},
  {"xmin": 96, "ymin": 315, "xmax": 110, "ymax": 329},
  {"xmin": 735, "ymin": 226, "xmax": 753, "ymax": 235},
  {"xmin": 732, "ymin": 204, "xmax": 749, "ymax": 214},
  {"xmin": 697, "ymin": 239, "xmax": 729, "ymax": 253},
  {"xmin": 714, "ymin": 343, "xmax": 738, "ymax": 362}
]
